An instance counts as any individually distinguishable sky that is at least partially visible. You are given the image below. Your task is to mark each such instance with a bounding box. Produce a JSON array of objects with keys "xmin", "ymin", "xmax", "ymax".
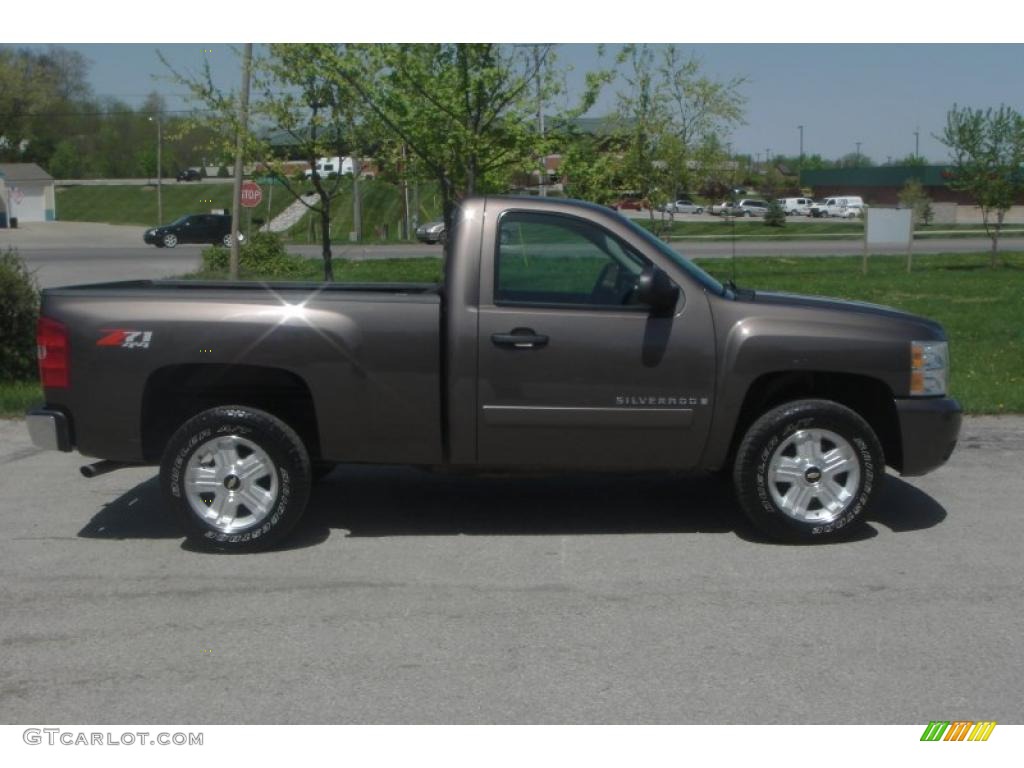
[{"xmin": 5, "ymin": 2, "xmax": 1023, "ymax": 165}]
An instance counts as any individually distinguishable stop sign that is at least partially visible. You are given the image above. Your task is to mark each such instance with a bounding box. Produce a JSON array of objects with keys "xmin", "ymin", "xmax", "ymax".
[{"xmin": 240, "ymin": 180, "xmax": 263, "ymax": 208}]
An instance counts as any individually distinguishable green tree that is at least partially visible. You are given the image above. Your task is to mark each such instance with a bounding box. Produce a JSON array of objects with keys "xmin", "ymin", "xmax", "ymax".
[
  {"xmin": 763, "ymin": 200, "xmax": 786, "ymax": 228},
  {"xmin": 0, "ymin": 46, "xmax": 92, "ymax": 163},
  {"xmin": 48, "ymin": 139, "xmax": 81, "ymax": 179},
  {"xmin": 898, "ymin": 178, "xmax": 934, "ymax": 226},
  {"xmin": 257, "ymin": 44, "xmax": 376, "ymax": 281},
  {"xmin": 658, "ymin": 45, "xmax": 745, "ymax": 199},
  {"xmin": 166, "ymin": 44, "xmax": 382, "ymax": 280},
  {"xmin": 941, "ymin": 103, "xmax": 1024, "ymax": 265},
  {"xmin": 328, "ymin": 44, "xmax": 596, "ymax": 234}
]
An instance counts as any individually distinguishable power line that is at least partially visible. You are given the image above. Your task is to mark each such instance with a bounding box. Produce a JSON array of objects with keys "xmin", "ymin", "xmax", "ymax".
[{"xmin": 0, "ymin": 108, "xmax": 218, "ymax": 119}]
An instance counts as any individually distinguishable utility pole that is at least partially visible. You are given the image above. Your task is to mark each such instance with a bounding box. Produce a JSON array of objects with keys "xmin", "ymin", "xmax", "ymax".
[
  {"xmin": 229, "ymin": 43, "xmax": 253, "ymax": 281},
  {"xmin": 352, "ymin": 155, "xmax": 362, "ymax": 242},
  {"xmin": 855, "ymin": 141, "xmax": 862, "ymax": 167},
  {"xmin": 533, "ymin": 45, "xmax": 547, "ymax": 197},
  {"xmin": 798, "ymin": 125, "xmax": 804, "ymax": 164},
  {"xmin": 914, "ymin": 127, "xmax": 920, "ymax": 160},
  {"xmin": 149, "ymin": 113, "xmax": 163, "ymax": 225},
  {"xmin": 401, "ymin": 144, "xmax": 411, "ymax": 240}
]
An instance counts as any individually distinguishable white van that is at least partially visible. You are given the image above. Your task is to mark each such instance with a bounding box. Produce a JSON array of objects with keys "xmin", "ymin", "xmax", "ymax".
[
  {"xmin": 303, "ymin": 156, "xmax": 355, "ymax": 179},
  {"xmin": 811, "ymin": 196, "xmax": 866, "ymax": 219},
  {"xmin": 777, "ymin": 197, "xmax": 814, "ymax": 216}
]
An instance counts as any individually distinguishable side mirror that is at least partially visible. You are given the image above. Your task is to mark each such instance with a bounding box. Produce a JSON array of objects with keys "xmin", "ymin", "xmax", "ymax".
[{"xmin": 636, "ymin": 264, "xmax": 679, "ymax": 317}]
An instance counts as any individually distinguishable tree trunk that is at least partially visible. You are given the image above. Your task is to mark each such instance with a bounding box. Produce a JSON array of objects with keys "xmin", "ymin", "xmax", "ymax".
[
  {"xmin": 320, "ymin": 197, "xmax": 333, "ymax": 282},
  {"xmin": 991, "ymin": 210, "xmax": 1005, "ymax": 268},
  {"xmin": 440, "ymin": 174, "xmax": 456, "ymax": 247}
]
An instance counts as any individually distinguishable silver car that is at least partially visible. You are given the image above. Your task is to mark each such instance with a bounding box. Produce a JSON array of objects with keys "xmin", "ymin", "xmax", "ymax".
[
  {"xmin": 415, "ymin": 220, "xmax": 446, "ymax": 244},
  {"xmin": 661, "ymin": 199, "xmax": 704, "ymax": 215}
]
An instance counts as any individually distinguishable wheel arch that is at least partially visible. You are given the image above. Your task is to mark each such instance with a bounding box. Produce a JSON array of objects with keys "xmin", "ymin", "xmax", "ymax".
[
  {"xmin": 724, "ymin": 370, "xmax": 902, "ymax": 472},
  {"xmin": 141, "ymin": 363, "xmax": 321, "ymax": 463}
]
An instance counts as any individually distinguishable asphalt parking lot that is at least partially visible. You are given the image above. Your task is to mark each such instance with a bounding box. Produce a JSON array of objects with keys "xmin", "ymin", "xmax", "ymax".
[{"xmin": 0, "ymin": 415, "xmax": 1021, "ymax": 724}]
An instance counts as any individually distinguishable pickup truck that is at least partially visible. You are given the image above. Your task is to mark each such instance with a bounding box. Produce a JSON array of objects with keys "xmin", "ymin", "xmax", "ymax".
[{"xmin": 27, "ymin": 196, "xmax": 961, "ymax": 551}]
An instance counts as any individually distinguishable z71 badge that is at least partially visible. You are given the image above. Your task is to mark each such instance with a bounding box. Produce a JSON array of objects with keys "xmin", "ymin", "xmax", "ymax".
[{"xmin": 96, "ymin": 330, "xmax": 153, "ymax": 349}]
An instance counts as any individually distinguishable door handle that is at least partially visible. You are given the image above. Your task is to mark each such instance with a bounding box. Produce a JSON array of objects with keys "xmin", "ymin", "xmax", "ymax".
[{"xmin": 491, "ymin": 328, "xmax": 549, "ymax": 349}]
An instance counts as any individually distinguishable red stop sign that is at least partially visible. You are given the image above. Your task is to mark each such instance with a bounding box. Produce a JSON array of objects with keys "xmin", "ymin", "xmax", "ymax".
[{"xmin": 241, "ymin": 180, "xmax": 263, "ymax": 208}]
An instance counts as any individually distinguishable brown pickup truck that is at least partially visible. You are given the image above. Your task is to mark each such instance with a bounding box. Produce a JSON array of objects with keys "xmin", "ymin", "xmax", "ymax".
[{"xmin": 27, "ymin": 196, "xmax": 961, "ymax": 551}]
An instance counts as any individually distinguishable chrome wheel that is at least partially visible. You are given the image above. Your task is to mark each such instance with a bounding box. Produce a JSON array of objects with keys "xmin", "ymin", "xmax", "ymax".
[
  {"xmin": 163, "ymin": 233, "xmax": 178, "ymax": 248},
  {"xmin": 184, "ymin": 435, "xmax": 279, "ymax": 534},
  {"xmin": 767, "ymin": 428, "xmax": 861, "ymax": 524}
]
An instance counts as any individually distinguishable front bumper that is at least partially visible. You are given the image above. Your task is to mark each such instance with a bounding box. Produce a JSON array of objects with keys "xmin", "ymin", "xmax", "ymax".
[
  {"xmin": 26, "ymin": 407, "xmax": 74, "ymax": 452},
  {"xmin": 894, "ymin": 397, "xmax": 961, "ymax": 476}
]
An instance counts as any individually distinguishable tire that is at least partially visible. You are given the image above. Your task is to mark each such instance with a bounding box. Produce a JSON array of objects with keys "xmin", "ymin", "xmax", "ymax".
[
  {"xmin": 160, "ymin": 405, "xmax": 312, "ymax": 552},
  {"xmin": 162, "ymin": 233, "xmax": 178, "ymax": 248},
  {"xmin": 732, "ymin": 399, "xmax": 883, "ymax": 542},
  {"xmin": 222, "ymin": 234, "xmax": 233, "ymax": 247}
]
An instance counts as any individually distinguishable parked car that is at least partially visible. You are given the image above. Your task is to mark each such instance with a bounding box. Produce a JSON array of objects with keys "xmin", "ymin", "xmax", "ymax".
[
  {"xmin": 175, "ymin": 169, "xmax": 202, "ymax": 182},
  {"xmin": 710, "ymin": 201, "xmax": 735, "ymax": 216},
  {"xmin": 777, "ymin": 197, "xmax": 814, "ymax": 216},
  {"xmin": 143, "ymin": 214, "xmax": 243, "ymax": 249},
  {"xmin": 810, "ymin": 196, "xmax": 866, "ymax": 219},
  {"xmin": 415, "ymin": 220, "xmax": 446, "ymax": 244},
  {"xmin": 660, "ymin": 199, "xmax": 705, "ymax": 215},
  {"xmin": 29, "ymin": 196, "xmax": 960, "ymax": 551},
  {"xmin": 734, "ymin": 199, "xmax": 770, "ymax": 217},
  {"xmin": 611, "ymin": 197, "xmax": 648, "ymax": 211}
]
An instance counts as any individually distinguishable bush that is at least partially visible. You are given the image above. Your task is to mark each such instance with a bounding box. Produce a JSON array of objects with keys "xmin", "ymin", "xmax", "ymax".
[
  {"xmin": 764, "ymin": 200, "xmax": 787, "ymax": 228},
  {"xmin": 0, "ymin": 247, "xmax": 40, "ymax": 381},
  {"xmin": 201, "ymin": 232, "xmax": 307, "ymax": 277},
  {"xmin": 898, "ymin": 178, "xmax": 934, "ymax": 226},
  {"xmin": 216, "ymin": 165, "xmax": 230, "ymax": 178}
]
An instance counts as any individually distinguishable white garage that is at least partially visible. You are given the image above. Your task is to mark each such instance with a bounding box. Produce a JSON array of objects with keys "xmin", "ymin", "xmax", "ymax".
[{"xmin": 0, "ymin": 163, "xmax": 56, "ymax": 227}]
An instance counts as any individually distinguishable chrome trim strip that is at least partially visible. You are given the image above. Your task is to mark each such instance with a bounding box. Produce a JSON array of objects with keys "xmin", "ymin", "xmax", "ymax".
[{"xmin": 482, "ymin": 405, "xmax": 693, "ymax": 428}]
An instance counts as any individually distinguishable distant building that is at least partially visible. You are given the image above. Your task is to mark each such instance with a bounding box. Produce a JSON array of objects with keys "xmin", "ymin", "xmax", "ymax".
[
  {"xmin": 800, "ymin": 164, "xmax": 1024, "ymax": 205},
  {"xmin": 0, "ymin": 163, "xmax": 56, "ymax": 226}
]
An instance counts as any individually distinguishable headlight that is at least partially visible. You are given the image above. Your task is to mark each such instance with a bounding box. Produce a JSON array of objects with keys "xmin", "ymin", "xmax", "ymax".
[{"xmin": 910, "ymin": 341, "xmax": 948, "ymax": 396}]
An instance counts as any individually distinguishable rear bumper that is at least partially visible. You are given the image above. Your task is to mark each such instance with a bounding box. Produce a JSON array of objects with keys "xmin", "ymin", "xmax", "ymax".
[
  {"xmin": 26, "ymin": 407, "xmax": 74, "ymax": 452},
  {"xmin": 895, "ymin": 397, "xmax": 961, "ymax": 476}
]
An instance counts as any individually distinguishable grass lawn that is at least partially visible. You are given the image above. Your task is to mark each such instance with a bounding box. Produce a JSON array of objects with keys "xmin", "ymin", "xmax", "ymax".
[
  {"xmin": 56, "ymin": 183, "xmax": 295, "ymax": 228},
  {"xmin": 0, "ymin": 380, "xmax": 42, "ymax": 418}
]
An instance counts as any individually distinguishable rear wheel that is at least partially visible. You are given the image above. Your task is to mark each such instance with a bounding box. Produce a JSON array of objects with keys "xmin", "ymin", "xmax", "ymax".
[
  {"xmin": 732, "ymin": 399, "xmax": 883, "ymax": 542},
  {"xmin": 160, "ymin": 405, "xmax": 312, "ymax": 552}
]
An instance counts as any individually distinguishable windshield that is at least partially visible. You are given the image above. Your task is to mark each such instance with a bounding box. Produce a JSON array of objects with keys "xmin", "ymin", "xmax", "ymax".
[
  {"xmin": 621, "ymin": 217, "xmax": 724, "ymax": 296},
  {"xmin": 168, "ymin": 215, "xmax": 190, "ymax": 226}
]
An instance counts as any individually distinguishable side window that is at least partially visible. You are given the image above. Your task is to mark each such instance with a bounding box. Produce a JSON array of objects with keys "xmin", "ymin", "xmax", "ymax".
[{"xmin": 495, "ymin": 212, "xmax": 647, "ymax": 308}]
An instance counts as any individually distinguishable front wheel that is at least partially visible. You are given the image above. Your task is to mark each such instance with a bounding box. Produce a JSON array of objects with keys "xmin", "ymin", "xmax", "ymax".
[
  {"xmin": 160, "ymin": 405, "xmax": 312, "ymax": 552},
  {"xmin": 162, "ymin": 233, "xmax": 178, "ymax": 248},
  {"xmin": 732, "ymin": 399, "xmax": 883, "ymax": 542}
]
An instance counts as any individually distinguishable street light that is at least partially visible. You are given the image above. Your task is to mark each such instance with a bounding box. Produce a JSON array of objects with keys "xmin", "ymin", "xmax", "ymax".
[{"xmin": 148, "ymin": 113, "xmax": 163, "ymax": 225}]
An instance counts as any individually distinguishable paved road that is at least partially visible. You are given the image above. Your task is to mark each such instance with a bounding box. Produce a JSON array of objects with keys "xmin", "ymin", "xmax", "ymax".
[
  {"xmin": 0, "ymin": 416, "xmax": 1021, "ymax": 724},
  {"xmin": 5, "ymin": 222, "xmax": 1023, "ymax": 289}
]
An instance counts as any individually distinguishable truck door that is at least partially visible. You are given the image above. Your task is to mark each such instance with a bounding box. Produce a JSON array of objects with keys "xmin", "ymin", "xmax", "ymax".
[{"xmin": 475, "ymin": 209, "xmax": 716, "ymax": 471}]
